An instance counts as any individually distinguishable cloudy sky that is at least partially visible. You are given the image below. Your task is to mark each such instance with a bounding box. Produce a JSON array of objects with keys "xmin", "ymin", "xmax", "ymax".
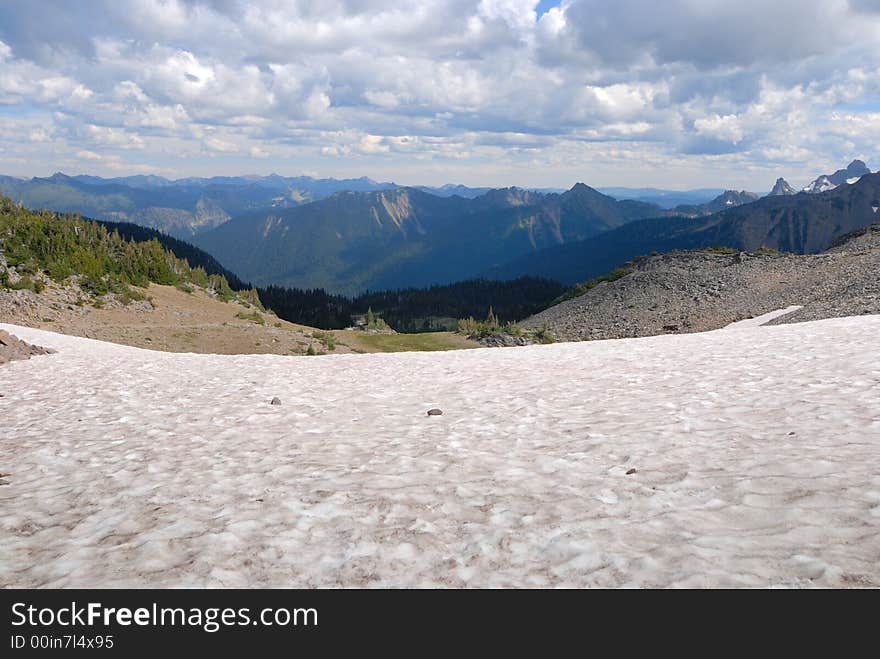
[{"xmin": 0, "ymin": 0, "xmax": 879, "ymax": 190}]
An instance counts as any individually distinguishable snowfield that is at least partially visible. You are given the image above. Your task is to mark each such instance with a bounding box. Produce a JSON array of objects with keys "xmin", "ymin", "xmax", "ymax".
[{"xmin": 1, "ymin": 317, "xmax": 879, "ymax": 588}]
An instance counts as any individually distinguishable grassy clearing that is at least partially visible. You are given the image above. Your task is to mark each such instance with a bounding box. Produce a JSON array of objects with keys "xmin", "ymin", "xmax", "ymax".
[{"xmin": 350, "ymin": 331, "xmax": 478, "ymax": 353}]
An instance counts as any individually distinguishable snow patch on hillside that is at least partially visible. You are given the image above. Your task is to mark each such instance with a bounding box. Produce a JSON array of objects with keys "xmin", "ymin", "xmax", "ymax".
[
  {"xmin": 723, "ymin": 305, "xmax": 802, "ymax": 329},
  {"xmin": 1, "ymin": 318, "xmax": 879, "ymax": 588}
]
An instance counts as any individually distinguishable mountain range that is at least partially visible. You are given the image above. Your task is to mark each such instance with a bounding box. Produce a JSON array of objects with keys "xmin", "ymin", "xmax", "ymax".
[
  {"xmin": 0, "ymin": 172, "xmax": 398, "ymax": 238},
  {"xmin": 193, "ymin": 177, "xmax": 841, "ymax": 294},
  {"xmin": 3, "ymin": 160, "xmax": 877, "ymax": 297},
  {"xmin": 597, "ymin": 187, "xmax": 726, "ymax": 208},
  {"xmin": 192, "ymin": 183, "xmax": 667, "ymax": 295},
  {"xmin": 802, "ymin": 159, "xmax": 871, "ymax": 193},
  {"xmin": 489, "ymin": 172, "xmax": 880, "ymax": 285},
  {"xmin": 668, "ymin": 190, "xmax": 759, "ymax": 216},
  {"xmin": 0, "ymin": 172, "xmax": 575, "ymax": 239}
]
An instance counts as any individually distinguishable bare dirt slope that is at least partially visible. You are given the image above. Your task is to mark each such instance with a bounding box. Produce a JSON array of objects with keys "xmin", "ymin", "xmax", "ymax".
[
  {"xmin": 0, "ymin": 282, "xmax": 355, "ymax": 356},
  {"xmin": 522, "ymin": 224, "xmax": 880, "ymax": 342},
  {"xmin": 0, "ymin": 281, "xmax": 480, "ymax": 355}
]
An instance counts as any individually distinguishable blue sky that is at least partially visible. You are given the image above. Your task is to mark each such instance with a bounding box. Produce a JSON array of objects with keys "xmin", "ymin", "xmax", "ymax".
[
  {"xmin": 535, "ymin": 1, "xmax": 561, "ymax": 17},
  {"xmin": 0, "ymin": 0, "xmax": 878, "ymax": 190}
]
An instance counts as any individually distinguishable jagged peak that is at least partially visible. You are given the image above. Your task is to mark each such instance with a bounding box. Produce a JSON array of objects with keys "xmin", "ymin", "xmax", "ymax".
[
  {"xmin": 562, "ymin": 182, "xmax": 608, "ymax": 200},
  {"xmin": 846, "ymin": 159, "xmax": 869, "ymax": 174},
  {"xmin": 768, "ymin": 177, "xmax": 796, "ymax": 196},
  {"xmin": 714, "ymin": 189, "xmax": 758, "ymax": 201}
]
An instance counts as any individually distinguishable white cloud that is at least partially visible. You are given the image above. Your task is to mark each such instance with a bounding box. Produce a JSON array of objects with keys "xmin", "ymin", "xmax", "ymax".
[
  {"xmin": 694, "ymin": 114, "xmax": 745, "ymax": 144},
  {"xmin": 203, "ymin": 136, "xmax": 239, "ymax": 153},
  {"xmin": 0, "ymin": 0, "xmax": 877, "ymax": 187},
  {"xmin": 84, "ymin": 124, "xmax": 144, "ymax": 150}
]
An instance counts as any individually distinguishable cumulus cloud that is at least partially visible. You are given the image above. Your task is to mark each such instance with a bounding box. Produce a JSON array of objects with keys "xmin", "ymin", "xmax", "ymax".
[
  {"xmin": 0, "ymin": 0, "xmax": 877, "ymax": 187},
  {"xmin": 694, "ymin": 114, "xmax": 745, "ymax": 145}
]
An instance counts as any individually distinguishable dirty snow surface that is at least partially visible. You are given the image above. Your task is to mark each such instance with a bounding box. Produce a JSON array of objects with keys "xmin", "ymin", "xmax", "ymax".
[{"xmin": 1, "ymin": 317, "xmax": 879, "ymax": 588}]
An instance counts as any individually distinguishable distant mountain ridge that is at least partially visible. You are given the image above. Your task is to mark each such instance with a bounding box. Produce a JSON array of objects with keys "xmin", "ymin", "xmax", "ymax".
[
  {"xmin": 414, "ymin": 184, "xmax": 494, "ymax": 198},
  {"xmin": 193, "ymin": 183, "xmax": 668, "ymax": 295},
  {"xmin": 0, "ymin": 172, "xmax": 400, "ymax": 239},
  {"xmin": 487, "ymin": 172, "xmax": 880, "ymax": 285},
  {"xmin": 670, "ymin": 190, "xmax": 759, "ymax": 216},
  {"xmin": 599, "ymin": 187, "xmax": 726, "ymax": 209},
  {"xmin": 68, "ymin": 172, "xmax": 395, "ymax": 193},
  {"xmin": 803, "ymin": 160, "xmax": 871, "ymax": 193},
  {"xmin": 603, "ymin": 187, "xmax": 761, "ymax": 217}
]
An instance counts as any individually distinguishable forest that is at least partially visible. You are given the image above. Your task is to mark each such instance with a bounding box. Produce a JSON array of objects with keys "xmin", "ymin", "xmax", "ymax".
[{"xmin": 259, "ymin": 276, "xmax": 565, "ymax": 331}]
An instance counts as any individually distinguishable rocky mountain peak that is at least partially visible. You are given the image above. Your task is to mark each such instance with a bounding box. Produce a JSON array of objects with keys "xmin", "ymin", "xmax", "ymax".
[
  {"xmin": 845, "ymin": 159, "xmax": 870, "ymax": 177},
  {"xmin": 768, "ymin": 178, "xmax": 796, "ymax": 196},
  {"xmin": 803, "ymin": 175, "xmax": 836, "ymax": 194},
  {"xmin": 805, "ymin": 160, "xmax": 872, "ymax": 193},
  {"xmin": 714, "ymin": 190, "xmax": 759, "ymax": 207}
]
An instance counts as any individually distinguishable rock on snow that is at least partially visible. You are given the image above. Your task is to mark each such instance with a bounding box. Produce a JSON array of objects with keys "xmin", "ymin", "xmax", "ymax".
[{"xmin": 0, "ymin": 317, "xmax": 878, "ymax": 588}]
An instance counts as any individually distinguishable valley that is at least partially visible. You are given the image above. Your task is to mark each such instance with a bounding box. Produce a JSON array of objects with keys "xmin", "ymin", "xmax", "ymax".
[{"xmin": 191, "ymin": 183, "xmax": 666, "ymax": 294}]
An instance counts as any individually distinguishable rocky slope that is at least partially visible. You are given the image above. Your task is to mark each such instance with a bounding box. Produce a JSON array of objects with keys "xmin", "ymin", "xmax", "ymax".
[{"xmin": 521, "ymin": 224, "xmax": 880, "ymax": 341}]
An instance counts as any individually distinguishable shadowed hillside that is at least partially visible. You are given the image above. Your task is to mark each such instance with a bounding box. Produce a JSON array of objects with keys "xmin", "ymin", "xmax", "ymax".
[{"xmin": 194, "ymin": 183, "xmax": 665, "ymax": 294}]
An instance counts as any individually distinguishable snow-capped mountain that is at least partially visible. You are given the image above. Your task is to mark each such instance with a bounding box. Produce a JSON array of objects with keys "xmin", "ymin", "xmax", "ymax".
[
  {"xmin": 803, "ymin": 175, "xmax": 837, "ymax": 194},
  {"xmin": 828, "ymin": 159, "xmax": 870, "ymax": 185},
  {"xmin": 803, "ymin": 160, "xmax": 871, "ymax": 193},
  {"xmin": 768, "ymin": 177, "xmax": 796, "ymax": 196}
]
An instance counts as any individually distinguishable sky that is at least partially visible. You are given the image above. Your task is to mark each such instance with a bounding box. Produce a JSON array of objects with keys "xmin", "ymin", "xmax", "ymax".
[{"xmin": 0, "ymin": 0, "xmax": 879, "ymax": 190}]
